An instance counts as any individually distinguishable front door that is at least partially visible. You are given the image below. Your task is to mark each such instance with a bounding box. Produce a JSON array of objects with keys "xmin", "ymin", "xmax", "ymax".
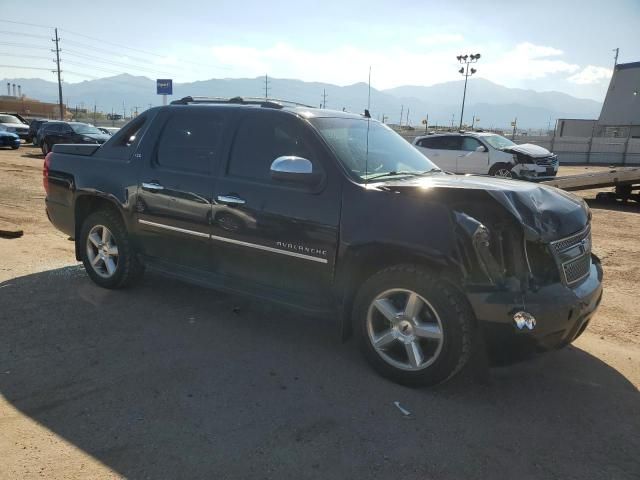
[
  {"xmin": 211, "ymin": 110, "xmax": 341, "ymax": 308},
  {"xmin": 456, "ymin": 136, "xmax": 490, "ymax": 174},
  {"xmin": 135, "ymin": 108, "xmax": 230, "ymax": 271}
]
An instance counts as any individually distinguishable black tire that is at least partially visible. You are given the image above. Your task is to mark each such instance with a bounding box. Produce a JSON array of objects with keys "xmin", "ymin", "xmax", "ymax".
[
  {"xmin": 11, "ymin": 145, "xmax": 19, "ymax": 150},
  {"xmin": 41, "ymin": 141, "xmax": 50, "ymax": 156},
  {"xmin": 353, "ymin": 264, "xmax": 475, "ymax": 387},
  {"xmin": 489, "ymin": 163, "xmax": 514, "ymax": 178},
  {"xmin": 79, "ymin": 209, "xmax": 144, "ymax": 289}
]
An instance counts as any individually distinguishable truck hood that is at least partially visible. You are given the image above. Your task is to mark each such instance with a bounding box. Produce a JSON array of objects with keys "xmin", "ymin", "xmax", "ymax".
[
  {"xmin": 502, "ymin": 143, "xmax": 553, "ymax": 158},
  {"xmin": 379, "ymin": 174, "xmax": 588, "ymax": 242}
]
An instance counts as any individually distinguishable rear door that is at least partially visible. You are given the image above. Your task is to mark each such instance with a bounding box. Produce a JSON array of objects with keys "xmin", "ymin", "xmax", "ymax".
[
  {"xmin": 210, "ymin": 109, "xmax": 341, "ymax": 308},
  {"xmin": 456, "ymin": 136, "xmax": 490, "ymax": 174},
  {"xmin": 135, "ymin": 107, "xmax": 230, "ymax": 271},
  {"xmin": 433, "ymin": 136, "xmax": 462, "ymax": 172},
  {"xmin": 415, "ymin": 137, "xmax": 453, "ymax": 171}
]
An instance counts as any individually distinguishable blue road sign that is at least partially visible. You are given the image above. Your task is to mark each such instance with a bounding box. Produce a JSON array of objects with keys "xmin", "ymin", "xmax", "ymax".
[{"xmin": 156, "ymin": 79, "xmax": 173, "ymax": 95}]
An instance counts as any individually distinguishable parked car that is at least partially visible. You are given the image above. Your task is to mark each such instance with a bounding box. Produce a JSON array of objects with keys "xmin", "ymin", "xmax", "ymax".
[
  {"xmin": 413, "ymin": 132, "xmax": 559, "ymax": 180},
  {"xmin": 28, "ymin": 119, "xmax": 49, "ymax": 145},
  {"xmin": 44, "ymin": 97, "xmax": 602, "ymax": 386},
  {"xmin": 0, "ymin": 114, "xmax": 30, "ymax": 141},
  {"xmin": 0, "ymin": 126, "xmax": 20, "ymax": 149},
  {"xmin": 39, "ymin": 121, "xmax": 111, "ymax": 155},
  {"xmin": 98, "ymin": 127, "xmax": 121, "ymax": 135}
]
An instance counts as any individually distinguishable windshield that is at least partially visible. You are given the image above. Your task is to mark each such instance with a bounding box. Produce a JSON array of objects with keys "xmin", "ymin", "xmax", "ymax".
[
  {"xmin": 70, "ymin": 123, "xmax": 102, "ymax": 135},
  {"xmin": 482, "ymin": 134, "xmax": 516, "ymax": 150},
  {"xmin": 0, "ymin": 115, "xmax": 22, "ymax": 124},
  {"xmin": 310, "ymin": 117, "xmax": 438, "ymax": 182}
]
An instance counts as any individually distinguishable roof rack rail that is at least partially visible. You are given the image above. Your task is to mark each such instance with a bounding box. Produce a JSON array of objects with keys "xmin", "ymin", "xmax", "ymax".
[{"xmin": 170, "ymin": 96, "xmax": 315, "ymax": 109}]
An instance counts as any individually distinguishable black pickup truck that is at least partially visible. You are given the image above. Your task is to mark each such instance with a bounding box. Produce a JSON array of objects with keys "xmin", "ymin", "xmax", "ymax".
[{"xmin": 44, "ymin": 97, "xmax": 603, "ymax": 386}]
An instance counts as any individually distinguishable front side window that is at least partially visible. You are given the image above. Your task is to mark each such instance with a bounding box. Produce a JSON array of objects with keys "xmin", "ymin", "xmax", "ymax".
[
  {"xmin": 310, "ymin": 117, "xmax": 439, "ymax": 182},
  {"xmin": 156, "ymin": 111, "xmax": 226, "ymax": 174},
  {"xmin": 461, "ymin": 137, "xmax": 482, "ymax": 151},
  {"xmin": 228, "ymin": 112, "xmax": 316, "ymax": 182}
]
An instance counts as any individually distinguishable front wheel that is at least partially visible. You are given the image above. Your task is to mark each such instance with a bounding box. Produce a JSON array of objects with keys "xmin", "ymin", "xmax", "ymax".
[
  {"xmin": 353, "ymin": 265, "xmax": 475, "ymax": 387},
  {"xmin": 489, "ymin": 163, "xmax": 514, "ymax": 178},
  {"xmin": 41, "ymin": 141, "xmax": 51, "ymax": 156},
  {"xmin": 79, "ymin": 210, "xmax": 144, "ymax": 289}
]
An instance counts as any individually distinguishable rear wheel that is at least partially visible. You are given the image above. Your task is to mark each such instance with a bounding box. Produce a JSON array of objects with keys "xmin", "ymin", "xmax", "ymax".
[
  {"xmin": 353, "ymin": 265, "xmax": 475, "ymax": 387},
  {"xmin": 489, "ymin": 163, "xmax": 514, "ymax": 178},
  {"xmin": 79, "ymin": 210, "xmax": 144, "ymax": 289}
]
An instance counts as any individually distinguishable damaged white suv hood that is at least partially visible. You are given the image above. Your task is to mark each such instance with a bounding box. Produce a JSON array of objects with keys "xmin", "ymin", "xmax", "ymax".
[{"xmin": 502, "ymin": 143, "xmax": 553, "ymax": 158}]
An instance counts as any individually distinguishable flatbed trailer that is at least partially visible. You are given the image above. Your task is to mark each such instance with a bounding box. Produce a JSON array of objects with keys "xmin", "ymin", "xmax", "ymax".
[{"xmin": 542, "ymin": 167, "xmax": 640, "ymax": 202}]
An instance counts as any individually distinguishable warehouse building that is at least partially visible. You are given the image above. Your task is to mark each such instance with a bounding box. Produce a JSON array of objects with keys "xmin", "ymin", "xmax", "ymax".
[{"xmin": 557, "ymin": 61, "xmax": 640, "ymax": 138}]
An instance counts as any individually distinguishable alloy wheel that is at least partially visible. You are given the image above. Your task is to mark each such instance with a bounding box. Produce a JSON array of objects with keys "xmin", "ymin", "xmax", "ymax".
[
  {"xmin": 494, "ymin": 168, "xmax": 512, "ymax": 178},
  {"xmin": 86, "ymin": 224, "xmax": 119, "ymax": 278},
  {"xmin": 366, "ymin": 288, "xmax": 444, "ymax": 371}
]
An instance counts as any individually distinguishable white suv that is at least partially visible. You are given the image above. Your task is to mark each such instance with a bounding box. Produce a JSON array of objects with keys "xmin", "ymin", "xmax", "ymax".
[{"xmin": 413, "ymin": 132, "xmax": 559, "ymax": 180}]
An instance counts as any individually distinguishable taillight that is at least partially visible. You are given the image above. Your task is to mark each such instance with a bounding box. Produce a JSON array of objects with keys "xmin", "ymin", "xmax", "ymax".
[{"xmin": 43, "ymin": 152, "xmax": 51, "ymax": 194}]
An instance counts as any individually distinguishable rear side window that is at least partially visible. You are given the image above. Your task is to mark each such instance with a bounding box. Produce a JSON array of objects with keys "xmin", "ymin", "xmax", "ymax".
[
  {"xmin": 228, "ymin": 112, "xmax": 317, "ymax": 182},
  {"xmin": 156, "ymin": 111, "xmax": 226, "ymax": 174}
]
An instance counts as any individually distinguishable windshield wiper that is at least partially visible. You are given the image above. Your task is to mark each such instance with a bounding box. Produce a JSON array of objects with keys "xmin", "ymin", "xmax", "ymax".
[{"xmin": 366, "ymin": 168, "xmax": 442, "ymax": 181}]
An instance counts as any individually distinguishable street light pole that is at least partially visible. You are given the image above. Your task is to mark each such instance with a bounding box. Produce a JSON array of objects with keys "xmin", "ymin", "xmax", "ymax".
[{"xmin": 456, "ymin": 53, "xmax": 480, "ymax": 130}]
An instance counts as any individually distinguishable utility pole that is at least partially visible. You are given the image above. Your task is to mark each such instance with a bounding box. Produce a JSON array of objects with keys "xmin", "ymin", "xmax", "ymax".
[
  {"xmin": 406, "ymin": 107, "xmax": 410, "ymax": 127},
  {"xmin": 93, "ymin": 104, "xmax": 97, "ymax": 124},
  {"xmin": 367, "ymin": 66, "xmax": 371, "ymax": 111},
  {"xmin": 111, "ymin": 107, "xmax": 115, "ymax": 127},
  {"xmin": 122, "ymin": 101, "xmax": 126, "ymax": 120},
  {"xmin": 134, "ymin": 106, "xmax": 139, "ymax": 117},
  {"xmin": 613, "ymin": 47, "xmax": 619, "ymax": 68},
  {"xmin": 511, "ymin": 117, "xmax": 518, "ymax": 140},
  {"xmin": 450, "ymin": 114, "xmax": 455, "ymax": 129},
  {"xmin": 264, "ymin": 74, "xmax": 270, "ymax": 100},
  {"xmin": 321, "ymin": 88, "xmax": 327, "ymax": 109},
  {"xmin": 456, "ymin": 53, "xmax": 481, "ymax": 129},
  {"xmin": 52, "ymin": 28, "xmax": 64, "ymax": 120},
  {"xmin": 399, "ymin": 105, "xmax": 404, "ymax": 127}
]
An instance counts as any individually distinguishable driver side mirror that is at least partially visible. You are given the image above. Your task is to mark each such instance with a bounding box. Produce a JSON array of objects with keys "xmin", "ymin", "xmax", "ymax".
[
  {"xmin": 476, "ymin": 145, "xmax": 488, "ymax": 152},
  {"xmin": 270, "ymin": 156, "xmax": 320, "ymax": 185}
]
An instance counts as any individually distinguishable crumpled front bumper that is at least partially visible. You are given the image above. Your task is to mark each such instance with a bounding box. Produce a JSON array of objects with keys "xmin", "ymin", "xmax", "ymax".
[{"xmin": 465, "ymin": 254, "xmax": 603, "ymax": 356}]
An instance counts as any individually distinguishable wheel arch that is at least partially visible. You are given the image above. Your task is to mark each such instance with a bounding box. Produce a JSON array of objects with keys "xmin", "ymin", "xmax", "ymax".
[
  {"xmin": 336, "ymin": 242, "xmax": 462, "ymax": 341},
  {"xmin": 73, "ymin": 194, "xmax": 126, "ymax": 261}
]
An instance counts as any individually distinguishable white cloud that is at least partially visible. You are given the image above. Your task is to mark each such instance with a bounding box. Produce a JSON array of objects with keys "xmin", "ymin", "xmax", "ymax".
[
  {"xmin": 416, "ymin": 33, "xmax": 464, "ymax": 46},
  {"xmin": 480, "ymin": 42, "xmax": 580, "ymax": 81},
  {"xmin": 567, "ymin": 65, "xmax": 612, "ymax": 84}
]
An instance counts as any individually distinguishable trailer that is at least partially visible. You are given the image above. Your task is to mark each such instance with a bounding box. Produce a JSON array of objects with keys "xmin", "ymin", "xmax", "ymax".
[{"xmin": 542, "ymin": 167, "xmax": 640, "ymax": 203}]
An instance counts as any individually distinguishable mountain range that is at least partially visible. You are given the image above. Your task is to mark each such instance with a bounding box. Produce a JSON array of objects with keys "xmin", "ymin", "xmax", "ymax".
[{"xmin": 1, "ymin": 74, "xmax": 603, "ymax": 129}]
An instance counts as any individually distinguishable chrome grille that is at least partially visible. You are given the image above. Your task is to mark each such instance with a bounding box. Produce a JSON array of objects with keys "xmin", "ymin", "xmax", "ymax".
[
  {"xmin": 535, "ymin": 155, "xmax": 558, "ymax": 167},
  {"xmin": 549, "ymin": 225, "xmax": 592, "ymax": 286}
]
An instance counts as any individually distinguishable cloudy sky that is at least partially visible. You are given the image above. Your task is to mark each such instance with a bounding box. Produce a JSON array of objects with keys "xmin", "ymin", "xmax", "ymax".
[{"xmin": 1, "ymin": 0, "xmax": 639, "ymax": 101}]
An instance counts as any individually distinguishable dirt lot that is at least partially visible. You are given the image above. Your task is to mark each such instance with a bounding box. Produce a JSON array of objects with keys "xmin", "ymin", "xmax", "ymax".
[{"xmin": 1, "ymin": 144, "xmax": 639, "ymax": 479}]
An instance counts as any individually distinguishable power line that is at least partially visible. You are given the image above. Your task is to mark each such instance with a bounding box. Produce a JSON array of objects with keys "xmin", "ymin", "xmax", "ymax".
[
  {"xmin": 0, "ymin": 64, "xmax": 52, "ymax": 71},
  {"xmin": 0, "ymin": 19, "xmax": 53, "ymax": 30},
  {"xmin": 0, "ymin": 41, "xmax": 50, "ymax": 50},
  {"xmin": 0, "ymin": 53, "xmax": 52, "ymax": 61},
  {"xmin": 63, "ymin": 49, "xmax": 175, "ymax": 76},
  {"xmin": 0, "ymin": 30, "xmax": 51, "ymax": 39}
]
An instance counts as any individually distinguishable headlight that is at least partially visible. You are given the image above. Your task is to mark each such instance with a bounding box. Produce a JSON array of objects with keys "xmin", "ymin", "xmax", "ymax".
[{"xmin": 455, "ymin": 212, "xmax": 504, "ymax": 284}]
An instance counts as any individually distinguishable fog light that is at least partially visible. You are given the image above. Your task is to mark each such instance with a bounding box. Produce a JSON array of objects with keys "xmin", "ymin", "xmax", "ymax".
[{"xmin": 513, "ymin": 311, "xmax": 536, "ymax": 330}]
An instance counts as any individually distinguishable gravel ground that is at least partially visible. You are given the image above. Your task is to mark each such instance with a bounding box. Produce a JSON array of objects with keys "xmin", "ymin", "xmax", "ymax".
[{"xmin": 1, "ymin": 145, "xmax": 639, "ymax": 479}]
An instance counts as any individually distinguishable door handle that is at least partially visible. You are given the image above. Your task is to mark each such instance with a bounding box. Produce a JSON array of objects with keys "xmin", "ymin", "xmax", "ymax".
[
  {"xmin": 142, "ymin": 182, "xmax": 164, "ymax": 192},
  {"xmin": 217, "ymin": 194, "xmax": 246, "ymax": 206}
]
